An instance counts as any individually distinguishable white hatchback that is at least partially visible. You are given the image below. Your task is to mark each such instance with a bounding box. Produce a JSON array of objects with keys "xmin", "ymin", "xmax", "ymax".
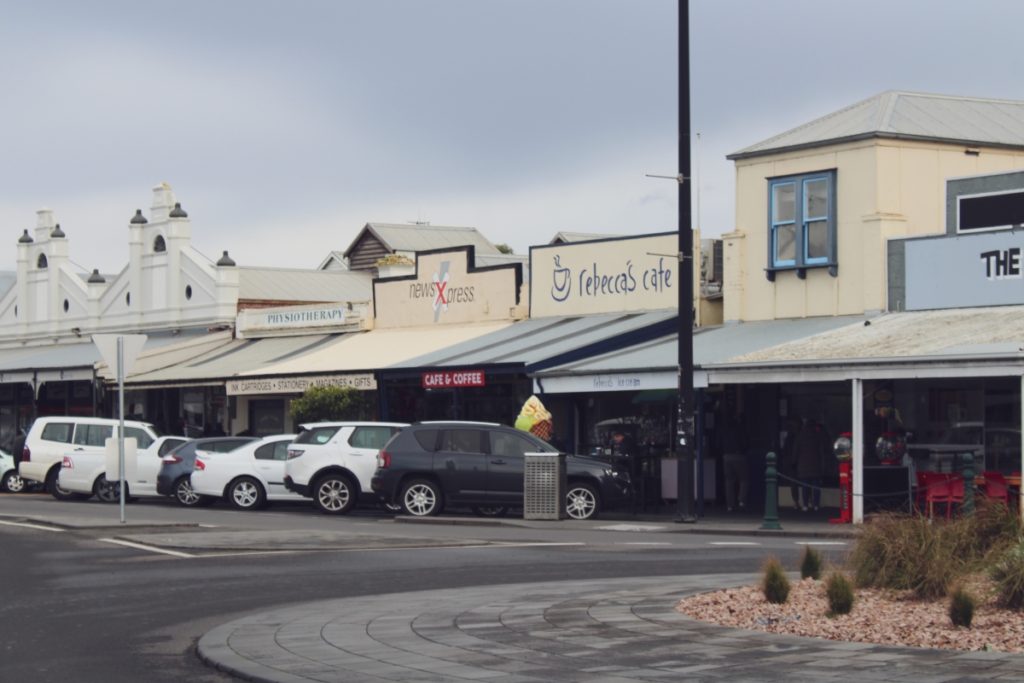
[
  {"xmin": 190, "ymin": 434, "xmax": 299, "ymax": 510},
  {"xmin": 58, "ymin": 436, "xmax": 190, "ymax": 502}
]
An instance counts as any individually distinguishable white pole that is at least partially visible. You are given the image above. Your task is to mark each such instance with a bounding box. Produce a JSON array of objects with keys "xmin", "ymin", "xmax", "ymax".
[
  {"xmin": 852, "ymin": 378, "xmax": 864, "ymax": 524},
  {"xmin": 1020, "ymin": 375, "xmax": 1023, "ymax": 523},
  {"xmin": 118, "ymin": 336, "xmax": 126, "ymax": 525}
]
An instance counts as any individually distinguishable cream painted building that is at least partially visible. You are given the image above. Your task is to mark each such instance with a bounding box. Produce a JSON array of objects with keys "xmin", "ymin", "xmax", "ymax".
[{"xmin": 724, "ymin": 91, "xmax": 1024, "ymax": 322}]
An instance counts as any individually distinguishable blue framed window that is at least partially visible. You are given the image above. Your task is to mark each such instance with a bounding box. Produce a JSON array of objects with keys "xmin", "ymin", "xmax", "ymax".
[{"xmin": 767, "ymin": 170, "xmax": 836, "ymax": 279}]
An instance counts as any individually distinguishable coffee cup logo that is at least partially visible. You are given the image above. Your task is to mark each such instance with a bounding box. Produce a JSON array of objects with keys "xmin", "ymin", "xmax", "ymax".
[{"xmin": 551, "ymin": 255, "xmax": 571, "ymax": 302}]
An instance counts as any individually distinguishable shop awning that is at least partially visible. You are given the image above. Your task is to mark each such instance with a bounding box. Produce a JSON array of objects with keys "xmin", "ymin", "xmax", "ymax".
[
  {"xmin": 0, "ymin": 328, "xmax": 219, "ymax": 385},
  {"xmin": 233, "ymin": 321, "xmax": 516, "ymax": 378},
  {"xmin": 383, "ymin": 310, "xmax": 678, "ymax": 373},
  {"xmin": 702, "ymin": 306, "xmax": 1024, "ymax": 383},
  {"xmin": 530, "ymin": 314, "xmax": 872, "ymax": 392},
  {"xmin": 95, "ymin": 330, "xmax": 236, "ymax": 383},
  {"xmin": 123, "ymin": 333, "xmax": 341, "ymax": 388}
]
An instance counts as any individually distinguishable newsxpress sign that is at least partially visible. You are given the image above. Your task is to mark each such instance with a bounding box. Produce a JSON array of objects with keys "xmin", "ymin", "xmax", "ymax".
[
  {"xmin": 373, "ymin": 247, "xmax": 522, "ymax": 328},
  {"xmin": 903, "ymin": 231, "xmax": 1024, "ymax": 310},
  {"xmin": 529, "ymin": 233, "xmax": 678, "ymax": 317}
]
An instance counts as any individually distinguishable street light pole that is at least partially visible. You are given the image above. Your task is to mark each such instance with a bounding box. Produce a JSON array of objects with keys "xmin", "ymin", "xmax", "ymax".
[{"xmin": 675, "ymin": 0, "xmax": 697, "ymax": 523}]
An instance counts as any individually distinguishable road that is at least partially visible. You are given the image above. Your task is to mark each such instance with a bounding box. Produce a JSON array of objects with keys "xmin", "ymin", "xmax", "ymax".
[{"xmin": 0, "ymin": 492, "xmax": 848, "ymax": 682}]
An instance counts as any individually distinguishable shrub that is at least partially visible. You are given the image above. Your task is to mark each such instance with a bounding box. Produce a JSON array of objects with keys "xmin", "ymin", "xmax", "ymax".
[
  {"xmin": 761, "ymin": 557, "xmax": 790, "ymax": 604},
  {"xmin": 949, "ymin": 586, "xmax": 975, "ymax": 628},
  {"xmin": 991, "ymin": 541, "xmax": 1024, "ymax": 610},
  {"xmin": 800, "ymin": 546, "xmax": 823, "ymax": 580},
  {"xmin": 964, "ymin": 499, "xmax": 1022, "ymax": 562},
  {"xmin": 825, "ymin": 572, "xmax": 855, "ymax": 616},
  {"xmin": 289, "ymin": 386, "xmax": 373, "ymax": 424}
]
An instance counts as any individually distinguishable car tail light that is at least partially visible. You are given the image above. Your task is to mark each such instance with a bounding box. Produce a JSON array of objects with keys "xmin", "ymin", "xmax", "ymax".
[
  {"xmin": 286, "ymin": 448, "xmax": 303, "ymax": 460},
  {"xmin": 62, "ymin": 456, "xmax": 73, "ymax": 469},
  {"xmin": 161, "ymin": 455, "xmax": 182, "ymax": 464},
  {"xmin": 194, "ymin": 458, "xmax": 206, "ymax": 471},
  {"xmin": 22, "ymin": 446, "xmax": 30, "ymax": 462},
  {"xmin": 377, "ymin": 451, "xmax": 391, "ymax": 469}
]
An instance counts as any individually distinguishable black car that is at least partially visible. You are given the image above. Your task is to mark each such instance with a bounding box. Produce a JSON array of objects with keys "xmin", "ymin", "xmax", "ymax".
[
  {"xmin": 156, "ymin": 437, "xmax": 257, "ymax": 506},
  {"xmin": 370, "ymin": 421, "xmax": 630, "ymax": 520}
]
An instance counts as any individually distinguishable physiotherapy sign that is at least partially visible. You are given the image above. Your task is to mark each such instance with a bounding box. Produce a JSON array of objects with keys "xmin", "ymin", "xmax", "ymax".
[{"xmin": 530, "ymin": 233, "xmax": 678, "ymax": 317}]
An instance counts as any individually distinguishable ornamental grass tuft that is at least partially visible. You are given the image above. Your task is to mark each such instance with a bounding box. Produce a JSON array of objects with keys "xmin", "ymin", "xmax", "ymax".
[{"xmin": 761, "ymin": 556, "xmax": 790, "ymax": 604}]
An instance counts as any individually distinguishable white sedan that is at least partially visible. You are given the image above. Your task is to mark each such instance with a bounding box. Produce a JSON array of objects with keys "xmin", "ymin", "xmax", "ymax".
[
  {"xmin": 1, "ymin": 450, "xmax": 25, "ymax": 493},
  {"xmin": 58, "ymin": 436, "xmax": 190, "ymax": 502},
  {"xmin": 190, "ymin": 434, "xmax": 299, "ymax": 510}
]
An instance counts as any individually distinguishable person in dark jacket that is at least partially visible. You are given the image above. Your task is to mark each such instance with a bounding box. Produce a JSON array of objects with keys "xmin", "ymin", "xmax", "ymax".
[
  {"xmin": 11, "ymin": 429, "xmax": 26, "ymax": 468},
  {"xmin": 793, "ymin": 418, "xmax": 828, "ymax": 511},
  {"xmin": 721, "ymin": 407, "xmax": 749, "ymax": 512}
]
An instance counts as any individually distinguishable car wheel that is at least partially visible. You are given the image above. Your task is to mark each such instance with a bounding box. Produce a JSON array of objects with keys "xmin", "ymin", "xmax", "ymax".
[
  {"xmin": 47, "ymin": 468, "xmax": 83, "ymax": 501},
  {"xmin": 174, "ymin": 477, "xmax": 202, "ymax": 507},
  {"xmin": 228, "ymin": 476, "xmax": 266, "ymax": 511},
  {"xmin": 471, "ymin": 505, "xmax": 509, "ymax": 518},
  {"xmin": 1, "ymin": 470, "xmax": 25, "ymax": 493},
  {"xmin": 401, "ymin": 479, "xmax": 443, "ymax": 517},
  {"xmin": 94, "ymin": 475, "xmax": 122, "ymax": 504},
  {"xmin": 565, "ymin": 482, "xmax": 600, "ymax": 520},
  {"xmin": 313, "ymin": 474, "xmax": 356, "ymax": 515}
]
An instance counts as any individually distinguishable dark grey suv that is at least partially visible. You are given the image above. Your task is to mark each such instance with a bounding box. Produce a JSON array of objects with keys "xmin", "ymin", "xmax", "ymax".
[{"xmin": 370, "ymin": 421, "xmax": 630, "ymax": 520}]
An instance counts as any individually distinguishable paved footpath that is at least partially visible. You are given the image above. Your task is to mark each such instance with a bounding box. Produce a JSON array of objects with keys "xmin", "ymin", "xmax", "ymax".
[{"xmin": 199, "ymin": 574, "xmax": 1024, "ymax": 683}]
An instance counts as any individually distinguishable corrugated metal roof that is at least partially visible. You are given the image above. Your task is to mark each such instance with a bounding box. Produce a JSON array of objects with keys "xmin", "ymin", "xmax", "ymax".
[
  {"xmin": 238, "ymin": 268, "xmax": 371, "ymax": 303},
  {"xmin": 95, "ymin": 330, "xmax": 235, "ymax": 382},
  {"xmin": 531, "ymin": 314, "xmax": 869, "ymax": 376},
  {"xmin": 237, "ymin": 321, "xmax": 515, "ymax": 377},
  {"xmin": 125, "ymin": 334, "xmax": 337, "ymax": 384},
  {"xmin": 389, "ymin": 310, "xmax": 677, "ymax": 369},
  {"xmin": 346, "ymin": 223, "xmax": 500, "ymax": 257},
  {"xmin": 726, "ymin": 306, "xmax": 1024, "ymax": 366},
  {"xmin": 549, "ymin": 232, "xmax": 624, "ymax": 244},
  {"xmin": 730, "ymin": 91, "xmax": 1024, "ymax": 160}
]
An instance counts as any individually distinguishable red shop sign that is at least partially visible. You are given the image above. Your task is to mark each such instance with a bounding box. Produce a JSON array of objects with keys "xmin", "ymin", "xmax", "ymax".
[{"xmin": 421, "ymin": 369, "xmax": 486, "ymax": 388}]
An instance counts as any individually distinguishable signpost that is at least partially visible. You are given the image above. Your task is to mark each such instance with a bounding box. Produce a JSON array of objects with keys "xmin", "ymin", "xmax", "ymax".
[{"xmin": 92, "ymin": 334, "xmax": 147, "ymax": 523}]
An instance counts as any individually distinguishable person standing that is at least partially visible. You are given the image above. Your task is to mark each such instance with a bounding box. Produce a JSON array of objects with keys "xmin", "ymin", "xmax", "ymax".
[
  {"xmin": 793, "ymin": 418, "xmax": 827, "ymax": 511},
  {"xmin": 720, "ymin": 407, "xmax": 749, "ymax": 512}
]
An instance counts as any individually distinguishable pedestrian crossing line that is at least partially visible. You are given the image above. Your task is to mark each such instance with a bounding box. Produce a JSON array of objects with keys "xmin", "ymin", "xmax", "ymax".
[
  {"xmin": 0, "ymin": 519, "xmax": 65, "ymax": 533},
  {"xmin": 98, "ymin": 538, "xmax": 195, "ymax": 558}
]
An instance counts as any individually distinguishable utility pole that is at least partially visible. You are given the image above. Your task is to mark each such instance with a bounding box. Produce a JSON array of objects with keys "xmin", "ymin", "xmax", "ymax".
[{"xmin": 675, "ymin": 0, "xmax": 697, "ymax": 523}]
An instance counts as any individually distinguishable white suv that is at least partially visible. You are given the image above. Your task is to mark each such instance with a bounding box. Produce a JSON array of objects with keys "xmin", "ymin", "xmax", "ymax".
[
  {"xmin": 19, "ymin": 416, "xmax": 159, "ymax": 500},
  {"xmin": 284, "ymin": 422, "xmax": 406, "ymax": 514}
]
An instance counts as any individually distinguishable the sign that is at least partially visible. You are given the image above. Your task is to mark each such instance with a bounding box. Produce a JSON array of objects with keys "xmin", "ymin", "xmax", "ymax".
[
  {"xmin": 373, "ymin": 248, "xmax": 521, "ymax": 328},
  {"xmin": 529, "ymin": 233, "xmax": 679, "ymax": 317},
  {"xmin": 226, "ymin": 373, "xmax": 377, "ymax": 396},
  {"xmin": 422, "ymin": 369, "xmax": 486, "ymax": 388},
  {"xmin": 904, "ymin": 231, "xmax": 1024, "ymax": 310},
  {"xmin": 237, "ymin": 303, "xmax": 360, "ymax": 337}
]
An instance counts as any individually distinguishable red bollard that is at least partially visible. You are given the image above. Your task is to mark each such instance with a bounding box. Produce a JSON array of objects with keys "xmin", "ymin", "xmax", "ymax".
[{"xmin": 830, "ymin": 460, "xmax": 852, "ymax": 524}]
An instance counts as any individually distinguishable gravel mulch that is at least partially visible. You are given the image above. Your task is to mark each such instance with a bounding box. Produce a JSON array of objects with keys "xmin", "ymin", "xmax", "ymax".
[{"xmin": 677, "ymin": 576, "xmax": 1024, "ymax": 653}]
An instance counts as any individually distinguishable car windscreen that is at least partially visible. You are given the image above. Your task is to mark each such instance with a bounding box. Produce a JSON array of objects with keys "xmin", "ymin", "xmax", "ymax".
[{"xmin": 294, "ymin": 426, "xmax": 340, "ymax": 445}]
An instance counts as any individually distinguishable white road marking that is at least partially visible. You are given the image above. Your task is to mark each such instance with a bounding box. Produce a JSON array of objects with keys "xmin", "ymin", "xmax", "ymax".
[
  {"xmin": 98, "ymin": 538, "xmax": 195, "ymax": 558},
  {"xmin": 595, "ymin": 524, "xmax": 667, "ymax": 532},
  {"xmin": 708, "ymin": 541, "xmax": 760, "ymax": 546},
  {"xmin": 795, "ymin": 541, "xmax": 847, "ymax": 546},
  {"xmin": 0, "ymin": 520, "xmax": 65, "ymax": 533},
  {"xmin": 622, "ymin": 542, "xmax": 672, "ymax": 546}
]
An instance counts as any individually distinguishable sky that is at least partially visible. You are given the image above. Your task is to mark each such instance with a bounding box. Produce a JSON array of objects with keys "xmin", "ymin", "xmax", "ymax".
[{"xmin": 2, "ymin": 0, "xmax": 1023, "ymax": 274}]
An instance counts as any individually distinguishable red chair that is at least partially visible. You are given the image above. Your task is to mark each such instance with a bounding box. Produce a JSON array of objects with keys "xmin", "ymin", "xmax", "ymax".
[
  {"xmin": 917, "ymin": 472, "xmax": 949, "ymax": 515},
  {"xmin": 980, "ymin": 472, "xmax": 1011, "ymax": 506},
  {"xmin": 923, "ymin": 473, "xmax": 962, "ymax": 519}
]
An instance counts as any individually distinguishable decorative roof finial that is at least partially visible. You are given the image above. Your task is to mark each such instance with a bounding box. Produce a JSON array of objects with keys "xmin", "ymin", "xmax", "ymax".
[
  {"xmin": 216, "ymin": 250, "xmax": 236, "ymax": 267},
  {"xmin": 169, "ymin": 202, "xmax": 188, "ymax": 218},
  {"xmin": 88, "ymin": 269, "xmax": 106, "ymax": 283},
  {"xmin": 130, "ymin": 209, "xmax": 148, "ymax": 225},
  {"xmin": 51, "ymin": 223, "xmax": 66, "ymax": 238},
  {"xmin": 18, "ymin": 229, "xmax": 33, "ymax": 244}
]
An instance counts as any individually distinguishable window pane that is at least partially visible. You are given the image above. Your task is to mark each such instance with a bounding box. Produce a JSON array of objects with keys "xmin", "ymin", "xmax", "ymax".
[
  {"xmin": 775, "ymin": 224, "xmax": 796, "ymax": 263},
  {"xmin": 125, "ymin": 426, "xmax": 154, "ymax": 449},
  {"xmin": 442, "ymin": 430, "xmax": 482, "ymax": 454},
  {"xmin": 773, "ymin": 183, "xmax": 795, "ymax": 222},
  {"xmin": 255, "ymin": 443, "xmax": 276, "ymax": 460},
  {"xmin": 806, "ymin": 220, "xmax": 829, "ymax": 260},
  {"xmin": 349, "ymin": 426, "xmax": 394, "ymax": 450},
  {"xmin": 805, "ymin": 178, "xmax": 828, "ymax": 219},
  {"xmin": 414, "ymin": 429, "xmax": 439, "ymax": 452},
  {"xmin": 490, "ymin": 432, "xmax": 533, "ymax": 458},
  {"xmin": 294, "ymin": 426, "xmax": 338, "ymax": 445},
  {"xmin": 42, "ymin": 423, "xmax": 74, "ymax": 443}
]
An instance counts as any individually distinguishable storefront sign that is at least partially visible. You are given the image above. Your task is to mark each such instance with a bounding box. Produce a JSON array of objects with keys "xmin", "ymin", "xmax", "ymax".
[
  {"xmin": 904, "ymin": 232, "xmax": 1024, "ymax": 310},
  {"xmin": 529, "ymin": 233, "xmax": 680, "ymax": 317},
  {"xmin": 422, "ymin": 369, "xmax": 486, "ymax": 388},
  {"xmin": 534, "ymin": 372, "xmax": 679, "ymax": 394},
  {"xmin": 373, "ymin": 248, "xmax": 521, "ymax": 328},
  {"xmin": 237, "ymin": 303, "xmax": 359, "ymax": 337},
  {"xmin": 226, "ymin": 373, "xmax": 377, "ymax": 396}
]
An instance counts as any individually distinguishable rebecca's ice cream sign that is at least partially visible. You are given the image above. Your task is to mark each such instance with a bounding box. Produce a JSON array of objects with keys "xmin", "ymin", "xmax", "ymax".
[
  {"xmin": 529, "ymin": 233, "xmax": 678, "ymax": 317},
  {"xmin": 373, "ymin": 247, "xmax": 522, "ymax": 328}
]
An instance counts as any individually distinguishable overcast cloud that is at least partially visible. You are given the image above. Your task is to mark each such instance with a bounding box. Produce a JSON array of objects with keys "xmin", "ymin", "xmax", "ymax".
[{"xmin": 2, "ymin": 0, "xmax": 1022, "ymax": 273}]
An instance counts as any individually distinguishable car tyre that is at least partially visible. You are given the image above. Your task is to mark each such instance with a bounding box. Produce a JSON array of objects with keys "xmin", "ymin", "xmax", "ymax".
[
  {"xmin": 1, "ymin": 470, "xmax": 25, "ymax": 493},
  {"xmin": 471, "ymin": 505, "xmax": 509, "ymax": 518},
  {"xmin": 401, "ymin": 479, "xmax": 443, "ymax": 517},
  {"xmin": 313, "ymin": 474, "xmax": 357, "ymax": 515},
  {"xmin": 565, "ymin": 482, "xmax": 600, "ymax": 520},
  {"xmin": 174, "ymin": 477, "xmax": 203, "ymax": 507},
  {"xmin": 94, "ymin": 474, "xmax": 122, "ymax": 503},
  {"xmin": 228, "ymin": 476, "xmax": 266, "ymax": 511},
  {"xmin": 47, "ymin": 468, "xmax": 85, "ymax": 501}
]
